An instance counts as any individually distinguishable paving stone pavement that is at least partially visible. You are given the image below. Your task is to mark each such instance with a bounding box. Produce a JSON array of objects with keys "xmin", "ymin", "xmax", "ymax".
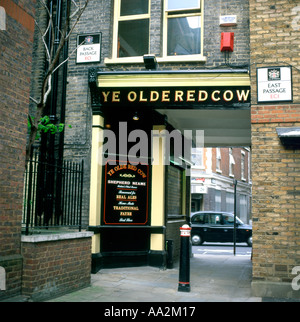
[{"xmin": 48, "ymin": 254, "xmax": 262, "ymax": 302}]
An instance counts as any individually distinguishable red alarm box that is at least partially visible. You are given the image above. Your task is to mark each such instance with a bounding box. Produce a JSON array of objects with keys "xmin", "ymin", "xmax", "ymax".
[{"xmin": 220, "ymin": 32, "xmax": 234, "ymax": 52}]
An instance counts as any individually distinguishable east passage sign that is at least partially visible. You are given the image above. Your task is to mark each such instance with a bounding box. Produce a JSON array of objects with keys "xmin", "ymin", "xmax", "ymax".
[
  {"xmin": 103, "ymin": 162, "xmax": 149, "ymax": 225},
  {"xmin": 257, "ymin": 67, "xmax": 293, "ymax": 103}
]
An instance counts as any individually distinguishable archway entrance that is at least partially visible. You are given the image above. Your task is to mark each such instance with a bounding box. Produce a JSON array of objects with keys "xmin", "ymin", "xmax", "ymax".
[{"xmin": 88, "ymin": 68, "xmax": 252, "ymax": 272}]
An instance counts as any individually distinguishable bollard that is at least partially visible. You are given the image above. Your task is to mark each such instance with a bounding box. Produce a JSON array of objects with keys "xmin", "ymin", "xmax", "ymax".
[{"xmin": 178, "ymin": 224, "xmax": 191, "ymax": 292}]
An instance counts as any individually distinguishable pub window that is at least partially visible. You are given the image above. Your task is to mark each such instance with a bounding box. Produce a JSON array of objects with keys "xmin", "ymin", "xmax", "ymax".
[
  {"xmin": 113, "ymin": 0, "xmax": 150, "ymax": 58},
  {"xmin": 163, "ymin": 0, "xmax": 203, "ymax": 58}
]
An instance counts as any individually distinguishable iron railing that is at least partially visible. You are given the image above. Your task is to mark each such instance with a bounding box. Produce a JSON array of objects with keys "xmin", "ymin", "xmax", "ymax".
[{"xmin": 23, "ymin": 153, "xmax": 84, "ymax": 235}]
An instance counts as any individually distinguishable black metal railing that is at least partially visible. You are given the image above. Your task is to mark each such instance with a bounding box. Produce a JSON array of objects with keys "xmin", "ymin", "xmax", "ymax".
[{"xmin": 23, "ymin": 153, "xmax": 84, "ymax": 235}]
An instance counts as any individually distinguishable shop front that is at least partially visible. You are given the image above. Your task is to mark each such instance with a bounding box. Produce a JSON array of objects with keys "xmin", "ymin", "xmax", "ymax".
[{"xmin": 88, "ymin": 68, "xmax": 251, "ymax": 272}]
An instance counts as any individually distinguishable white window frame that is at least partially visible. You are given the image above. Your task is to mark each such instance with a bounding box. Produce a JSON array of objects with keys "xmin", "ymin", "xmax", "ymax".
[
  {"xmin": 241, "ymin": 151, "xmax": 246, "ymax": 181},
  {"xmin": 229, "ymin": 148, "xmax": 235, "ymax": 178},
  {"xmin": 216, "ymin": 148, "xmax": 222, "ymax": 173},
  {"xmin": 191, "ymin": 148, "xmax": 204, "ymax": 169},
  {"xmin": 107, "ymin": 0, "xmax": 151, "ymax": 64},
  {"xmin": 105, "ymin": 0, "xmax": 206, "ymax": 64},
  {"xmin": 239, "ymin": 194, "xmax": 248, "ymax": 223},
  {"xmin": 162, "ymin": 0, "xmax": 205, "ymax": 61}
]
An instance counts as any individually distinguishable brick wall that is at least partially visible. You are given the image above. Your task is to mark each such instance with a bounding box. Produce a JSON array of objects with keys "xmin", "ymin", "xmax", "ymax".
[
  {"xmin": 252, "ymin": 105, "xmax": 300, "ymax": 124},
  {"xmin": 251, "ymin": 122, "xmax": 300, "ymax": 297},
  {"xmin": 204, "ymin": 0, "xmax": 250, "ymax": 67},
  {"xmin": 21, "ymin": 233, "xmax": 92, "ymax": 301},
  {"xmin": 0, "ymin": 255, "xmax": 22, "ymax": 300},
  {"xmin": 0, "ymin": 0, "xmax": 35, "ymax": 299},
  {"xmin": 211, "ymin": 148, "xmax": 250, "ymax": 182},
  {"xmin": 250, "ymin": 0, "xmax": 300, "ymax": 298},
  {"xmin": 250, "ymin": 0, "xmax": 300, "ymax": 104}
]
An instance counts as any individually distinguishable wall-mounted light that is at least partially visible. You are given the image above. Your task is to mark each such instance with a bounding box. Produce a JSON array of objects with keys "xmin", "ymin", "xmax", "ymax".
[
  {"xmin": 133, "ymin": 112, "xmax": 139, "ymax": 121},
  {"xmin": 143, "ymin": 54, "xmax": 158, "ymax": 70}
]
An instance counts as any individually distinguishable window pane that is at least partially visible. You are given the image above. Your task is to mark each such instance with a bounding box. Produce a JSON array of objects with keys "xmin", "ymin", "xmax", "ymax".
[
  {"xmin": 240, "ymin": 195, "xmax": 248, "ymax": 223},
  {"xmin": 223, "ymin": 214, "xmax": 234, "ymax": 225},
  {"xmin": 226, "ymin": 192, "xmax": 234, "ymax": 213},
  {"xmin": 191, "ymin": 148, "xmax": 203, "ymax": 166},
  {"xmin": 121, "ymin": 0, "xmax": 149, "ymax": 16},
  {"xmin": 192, "ymin": 214, "xmax": 207, "ymax": 224},
  {"xmin": 167, "ymin": 16, "xmax": 201, "ymax": 56},
  {"xmin": 215, "ymin": 191, "xmax": 221, "ymax": 211},
  {"xmin": 118, "ymin": 19, "xmax": 149, "ymax": 57},
  {"xmin": 210, "ymin": 214, "xmax": 221, "ymax": 225},
  {"xmin": 168, "ymin": 0, "xmax": 200, "ymax": 10}
]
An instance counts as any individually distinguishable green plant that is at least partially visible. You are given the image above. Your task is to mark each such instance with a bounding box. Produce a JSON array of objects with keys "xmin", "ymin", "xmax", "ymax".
[{"xmin": 28, "ymin": 115, "xmax": 72, "ymax": 140}]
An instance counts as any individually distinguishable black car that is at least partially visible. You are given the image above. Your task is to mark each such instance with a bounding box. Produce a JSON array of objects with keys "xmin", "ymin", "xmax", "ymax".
[{"xmin": 190, "ymin": 211, "xmax": 252, "ymax": 246}]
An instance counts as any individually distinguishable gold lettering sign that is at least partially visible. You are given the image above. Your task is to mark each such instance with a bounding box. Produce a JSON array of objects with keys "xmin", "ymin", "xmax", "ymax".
[{"xmin": 100, "ymin": 88, "xmax": 250, "ymax": 106}]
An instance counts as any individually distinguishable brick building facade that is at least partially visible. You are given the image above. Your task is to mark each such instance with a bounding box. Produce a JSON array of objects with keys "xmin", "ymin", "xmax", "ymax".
[
  {"xmin": 250, "ymin": 0, "xmax": 300, "ymax": 298},
  {"xmin": 0, "ymin": 0, "xmax": 93, "ymax": 301},
  {"xmin": 3, "ymin": 0, "xmax": 299, "ymax": 301},
  {"xmin": 62, "ymin": 0, "xmax": 251, "ymax": 271},
  {"xmin": 191, "ymin": 147, "xmax": 252, "ymax": 225},
  {"xmin": 0, "ymin": 0, "xmax": 36, "ymax": 299}
]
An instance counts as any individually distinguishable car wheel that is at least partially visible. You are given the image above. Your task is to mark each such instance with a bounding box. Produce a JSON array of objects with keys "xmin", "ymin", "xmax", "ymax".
[
  {"xmin": 247, "ymin": 236, "xmax": 252, "ymax": 247},
  {"xmin": 192, "ymin": 235, "xmax": 203, "ymax": 246}
]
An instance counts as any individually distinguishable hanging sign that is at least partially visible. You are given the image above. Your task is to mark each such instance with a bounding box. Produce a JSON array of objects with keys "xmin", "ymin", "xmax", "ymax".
[
  {"xmin": 257, "ymin": 66, "xmax": 292, "ymax": 103},
  {"xmin": 103, "ymin": 161, "xmax": 150, "ymax": 225},
  {"xmin": 76, "ymin": 33, "xmax": 101, "ymax": 64}
]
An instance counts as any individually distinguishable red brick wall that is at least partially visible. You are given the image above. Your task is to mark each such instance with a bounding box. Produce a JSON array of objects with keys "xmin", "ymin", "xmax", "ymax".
[
  {"xmin": 0, "ymin": 0, "xmax": 35, "ymax": 299},
  {"xmin": 21, "ymin": 235, "xmax": 92, "ymax": 301},
  {"xmin": 251, "ymin": 121, "xmax": 300, "ymax": 294},
  {"xmin": 211, "ymin": 148, "xmax": 250, "ymax": 182},
  {"xmin": 252, "ymin": 105, "xmax": 300, "ymax": 124},
  {"xmin": 0, "ymin": 0, "xmax": 35, "ymax": 34},
  {"xmin": 250, "ymin": 0, "xmax": 300, "ymax": 298},
  {"xmin": 0, "ymin": 0, "xmax": 35, "ymax": 256}
]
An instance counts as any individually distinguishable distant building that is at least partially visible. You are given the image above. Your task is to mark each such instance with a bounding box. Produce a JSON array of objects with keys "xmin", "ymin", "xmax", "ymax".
[{"xmin": 191, "ymin": 147, "xmax": 252, "ymax": 224}]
